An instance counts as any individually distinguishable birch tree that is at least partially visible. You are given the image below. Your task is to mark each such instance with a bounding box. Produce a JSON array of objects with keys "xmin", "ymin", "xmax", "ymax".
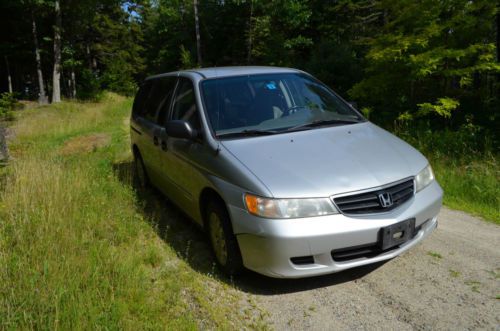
[
  {"xmin": 51, "ymin": 0, "xmax": 62, "ymax": 103},
  {"xmin": 31, "ymin": 11, "xmax": 48, "ymax": 104}
]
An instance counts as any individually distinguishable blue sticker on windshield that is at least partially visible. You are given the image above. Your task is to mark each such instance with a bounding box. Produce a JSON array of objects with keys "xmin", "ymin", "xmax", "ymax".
[{"xmin": 265, "ymin": 82, "xmax": 277, "ymax": 90}]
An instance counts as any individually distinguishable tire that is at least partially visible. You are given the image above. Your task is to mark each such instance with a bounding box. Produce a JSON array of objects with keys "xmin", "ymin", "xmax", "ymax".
[
  {"xmin": 206, "ymin": 200, "xmax": 244, "ymax": 276},
  {"xmin": 133, "ymin": 151, "xmax": 149, "ymax": 190}
]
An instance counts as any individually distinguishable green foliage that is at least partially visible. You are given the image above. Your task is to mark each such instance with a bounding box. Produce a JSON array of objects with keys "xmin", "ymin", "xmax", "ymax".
[
  {"xmin": 76, "ymin": 69, "xmax": 102, "ymax": 100},
  {"xmin": 396, "ymin": 124, "xmax": 499, "ymax": 223},
  {"xmin": 179, "ymin": 44, "xmax": 196, "ymax": 69},
  {"xmin": 417, "ymin": 98, "xmax": 459, "ymax": 119},
  {"xmin": 349, "ymin": 0, "xmax": 499, "ymax": 134},
  {"xmin": 100, "ymin": 59, "xmax": 138, "ymax": 96},
  {"xmin": 0, "ymin": 93, "xmax": 21, "ymax": 119}
]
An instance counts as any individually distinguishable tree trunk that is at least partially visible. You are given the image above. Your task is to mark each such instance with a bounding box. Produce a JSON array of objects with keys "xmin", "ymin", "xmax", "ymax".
[
  {"xmin": 0, "ymin": 126, "xmax": 9, "ymax": 164},
  {"xmin": 71, "ymin": 69, "xmax": 76, "ymax": 98},
  {"xmin": 4, "ymin": 56, "xmax": 12, "ymax": 94},
  {"xmin": 193, "ymin": 0, "xmax": 202, "ymax": 66},
  {"xmin": 246, "ymin": 0, "xmax": 254, "ymax": 64},
  {"xmin": 52, "ymin": 0, "xmax": 62, "ymax": 103},
  {"xmin": 31, "ymin": 13, "xmax": 48, "ymax": 104}
]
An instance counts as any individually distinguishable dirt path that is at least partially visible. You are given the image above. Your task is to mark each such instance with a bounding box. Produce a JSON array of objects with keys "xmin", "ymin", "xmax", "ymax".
[
  {"xmin": 135, "ymin": 186, "xmax": 499, "ymax": 329},
  {"xmin": 237, "ymin": 208, "xmax": 500, "ymax": 330}
]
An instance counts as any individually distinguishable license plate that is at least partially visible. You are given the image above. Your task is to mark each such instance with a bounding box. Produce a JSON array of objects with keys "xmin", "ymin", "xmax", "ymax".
[{"xmin": 380, "ymin": 218, "xmax": 416, "ymax": 250}]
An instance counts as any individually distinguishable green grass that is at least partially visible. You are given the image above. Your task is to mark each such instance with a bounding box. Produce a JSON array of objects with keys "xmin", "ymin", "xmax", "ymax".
[
  {"xmin": 0, "ymin": 94, "xmax": 263, "ymax": 329},
  {"xmin": 397, "ymin": 128, "xmax": 499, "ymax": 224},
  {"xmin": 464, "ymin": 280, "xmax": 481, "ymax": 293},
  {"xmin": 432, "ymin": 156, "xmax": 499, "ymax": 224},
  {"xmin": 427, "ymin": 251, "xmax": 443, "ymax": 259}
]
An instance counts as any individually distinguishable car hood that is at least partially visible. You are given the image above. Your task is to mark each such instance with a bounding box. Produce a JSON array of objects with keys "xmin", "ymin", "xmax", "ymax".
[{"xmin": 220, "ymin": 122, "xmax": 428, "ymax": 198}]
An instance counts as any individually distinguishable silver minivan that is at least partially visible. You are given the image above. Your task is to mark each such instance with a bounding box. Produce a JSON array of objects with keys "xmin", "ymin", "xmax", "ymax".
[{"xmin": 130, "ymin": 66, "xmax": 442, "ymax": 278}]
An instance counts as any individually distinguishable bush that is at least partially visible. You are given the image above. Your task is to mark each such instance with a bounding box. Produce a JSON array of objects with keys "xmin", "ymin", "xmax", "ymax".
[
  {"xmin": 76, "ymin": 69, "xmax": 103, "ymax": 100},
  {"xmin": 0, "ymin": 93, "xmax": 21, "ymax": 120},
  {"xmin": 100, "ymin": 60, "xmax": 138, "ymax": 96},
  {"xmin": 395, "ymin": 122, "xmax": 496, "ymax": 160}
]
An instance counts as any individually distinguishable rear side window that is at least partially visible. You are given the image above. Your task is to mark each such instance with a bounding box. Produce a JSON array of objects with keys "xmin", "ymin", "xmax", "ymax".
[
  {"xmin": 132, "ymin": 81, "xmax": 151, "ymax": 118},
  {"xmin": 171, "ymin": 77, "xmax": 200, "ymax": 130},
  {"xmin": 140, "ymin": 76, "xmax": 177, "ymax": 123},
  {"xmin": 156, "ymin": 77, "xmax": 178, "ymax": 125}
]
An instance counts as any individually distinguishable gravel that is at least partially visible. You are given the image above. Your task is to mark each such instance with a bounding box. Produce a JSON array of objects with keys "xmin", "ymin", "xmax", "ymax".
[{"xmin": 236, "ymin": 208, "xmax": 500, "ymax": 330}]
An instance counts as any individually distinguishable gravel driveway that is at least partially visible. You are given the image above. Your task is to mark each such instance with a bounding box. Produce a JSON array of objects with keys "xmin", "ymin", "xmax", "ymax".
[{"xmin": 237, "ymin": 208, "xmax": 500, "ymax": 330}]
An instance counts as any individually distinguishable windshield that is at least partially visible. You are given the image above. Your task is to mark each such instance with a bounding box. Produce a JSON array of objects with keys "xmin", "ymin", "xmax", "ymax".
[{"xmin": 200, "ymin": 73, "xmax": 363, "ymax": 138}]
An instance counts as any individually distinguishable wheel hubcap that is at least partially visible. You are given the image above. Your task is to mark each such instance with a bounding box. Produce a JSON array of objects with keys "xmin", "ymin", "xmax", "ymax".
[{"xmin": 209, "ymin": 212, "xmax": 228, "ymax": 266}]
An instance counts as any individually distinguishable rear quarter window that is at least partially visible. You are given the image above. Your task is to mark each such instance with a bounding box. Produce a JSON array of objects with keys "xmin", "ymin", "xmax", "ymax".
[{"xmin": 132, "ymin": 81, "xmax": 152, "ymax": 118}]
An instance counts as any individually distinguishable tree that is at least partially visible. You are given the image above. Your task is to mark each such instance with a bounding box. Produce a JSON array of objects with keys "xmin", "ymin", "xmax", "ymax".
[
  {"xmin": 31, "ymin": 9, "xmax": 49, "ymax": 104},
  {"xmin": 4, "ymin": 56, "xmax": 12, "ymax": 94},
  {"xmin": 193, "ymin": 0, "xmax": 202, "ymax": 66},
  {"xmin": 349, "ymin": 0, "xmax": 500, "ymax": 129},
  {"xmin": 52, "ymin": 0, "xmax": 62, "ymax": 103}
]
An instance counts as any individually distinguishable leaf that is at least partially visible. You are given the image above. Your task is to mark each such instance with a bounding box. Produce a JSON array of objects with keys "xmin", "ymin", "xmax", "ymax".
[{"xmin": 417, "ymin": 98, "xmax": 460, "ymax": 118}]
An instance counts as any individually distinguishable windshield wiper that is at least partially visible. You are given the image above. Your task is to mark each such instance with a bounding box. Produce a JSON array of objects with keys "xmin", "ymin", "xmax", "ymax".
[
  {"xmin": 217, "ymin": 129, "xmax": 279, "ymax": 138},
  {"xmin": 286, "ymin": 119, "xmax": 360, "ymax": 132}
]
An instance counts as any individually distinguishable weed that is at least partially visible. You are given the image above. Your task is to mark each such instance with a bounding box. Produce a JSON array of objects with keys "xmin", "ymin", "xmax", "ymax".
[
  {"xmin": 464, "ymin": 280, "xmax": 481, "ymax": 293},
  {"xmin": 427, "ymin": 251, "xmax": 442, "ymax": 259},
  {"xmin": 449, "ymin": 269, "xmax": 461, "ymax": 278},
  {"xmin": 486, "ymin": 269, "xmax": 500, "ymax": 280}
]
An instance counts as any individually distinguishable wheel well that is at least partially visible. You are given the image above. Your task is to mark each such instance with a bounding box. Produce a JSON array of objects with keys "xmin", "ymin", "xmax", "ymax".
[{"xmin": 199, "ymin": 188, "xmax": 227, "ymax": 230}]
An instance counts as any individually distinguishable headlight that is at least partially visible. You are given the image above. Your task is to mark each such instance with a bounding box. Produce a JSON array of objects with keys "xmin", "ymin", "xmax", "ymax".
[
  {"xmin": 244, "ymin": 194, "xmax": 338, "ymax": 219},
  {"xmin": 415, "ymin": 164, "xmax": 435, "ymax": 192}
]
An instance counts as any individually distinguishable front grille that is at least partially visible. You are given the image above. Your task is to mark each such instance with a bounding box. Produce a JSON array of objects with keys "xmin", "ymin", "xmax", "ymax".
[{"xmin": 333, "ymin": 179, "xmax": 414, "ymax": 215}]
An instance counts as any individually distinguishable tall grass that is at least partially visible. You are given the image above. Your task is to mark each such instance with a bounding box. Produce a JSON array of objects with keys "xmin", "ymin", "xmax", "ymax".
[
  {"xmin": 0, "ymin": 94, "xmax": 263, "ymax": 329},
  {"xmin": 397, "ymin": 127, "xmax": 499, "ymax": 224}
]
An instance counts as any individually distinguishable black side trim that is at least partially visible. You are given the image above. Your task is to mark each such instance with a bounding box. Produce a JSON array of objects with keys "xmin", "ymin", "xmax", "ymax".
[
  {"xmin": 131, "ymin": 126, "xmax": 142, "ymax": 135},
  {"xmin": 290, "ymin": 256, "xmax": 315, "ymax": 265}
]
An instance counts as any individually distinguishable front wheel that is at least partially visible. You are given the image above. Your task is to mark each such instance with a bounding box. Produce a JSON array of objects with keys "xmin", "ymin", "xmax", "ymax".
[{"xmin": 206, "ymin": 201, "xmax": 243, "ymax": 276}]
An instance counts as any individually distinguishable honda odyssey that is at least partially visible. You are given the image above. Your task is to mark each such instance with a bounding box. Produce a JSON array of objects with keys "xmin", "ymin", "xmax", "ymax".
[{"xmin": 130, "ymin": 66, "xmax": 442, "ymax": 278}]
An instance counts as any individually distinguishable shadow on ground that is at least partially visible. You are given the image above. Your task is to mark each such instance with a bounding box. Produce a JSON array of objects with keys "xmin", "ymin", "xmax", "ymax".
[{"xmin": 113, "ymin": 160, "xmax": 386, "ymax": 295}]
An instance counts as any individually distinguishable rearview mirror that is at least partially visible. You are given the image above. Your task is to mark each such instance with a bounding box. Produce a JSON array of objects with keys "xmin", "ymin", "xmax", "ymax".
[{"xmin": 165, "ymin": 120, "xmax": 198, "ymax": 140}]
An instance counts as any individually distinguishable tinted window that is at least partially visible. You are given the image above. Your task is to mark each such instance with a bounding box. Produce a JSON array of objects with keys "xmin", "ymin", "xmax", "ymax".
[
  {"xmin": 142, "ymin": 77, "xmax": 177, "ymax": 123},
  {"xmin": 132, "ymin": 81, "xmax": 151, "ymax": 118},
  {"xmin": 200, "ymin": 73, "xmax": 363, "ymax": 135},
  {"xmin": 171, "ymin": 77, "xmax": 200, "ymax": 130},
  {"xmin": 156, "ymin": 77, "xmax": 177, "ymax": 125}
]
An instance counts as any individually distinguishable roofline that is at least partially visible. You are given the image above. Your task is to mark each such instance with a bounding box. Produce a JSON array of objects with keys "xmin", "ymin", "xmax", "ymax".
[{"xmin": 144, "ymin": 66, "xmax": 303, "ymax": 81}]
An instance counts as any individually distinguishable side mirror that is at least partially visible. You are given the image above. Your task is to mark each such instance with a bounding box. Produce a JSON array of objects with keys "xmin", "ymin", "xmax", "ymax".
[
  {"xmin": 165, "ymin": 120, "xmax": 198, "ymax": 140},
  {"xmin": 348, "ymin": 101, "xmax": 358, "ymax": 109}
]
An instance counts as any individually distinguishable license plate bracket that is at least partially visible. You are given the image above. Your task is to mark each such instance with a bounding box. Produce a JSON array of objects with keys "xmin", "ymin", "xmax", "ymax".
[{"xmin": 380, "ymin": 218, "xmax": 416, "ymax": 250}]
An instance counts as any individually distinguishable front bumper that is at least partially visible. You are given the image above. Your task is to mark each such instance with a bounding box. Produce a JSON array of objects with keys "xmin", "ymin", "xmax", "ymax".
[{"xmin": 229, "ymin": 180, "xmax": 443, "ymax": 278}]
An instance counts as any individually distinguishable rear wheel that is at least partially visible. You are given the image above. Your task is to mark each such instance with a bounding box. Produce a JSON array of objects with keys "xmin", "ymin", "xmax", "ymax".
[
  {"xmin": 206, "ymin": 200, "xmax": 243, "ymax": 276},
  {"xmin": 133, "ymin": 151, "xmax": 149, "ymax": 189}
]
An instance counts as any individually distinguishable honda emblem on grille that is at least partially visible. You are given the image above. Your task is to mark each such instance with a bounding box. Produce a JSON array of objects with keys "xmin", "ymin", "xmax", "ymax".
[{"xmin": 378, "ymin": 192, "xmax": 393, "ymax": 208}]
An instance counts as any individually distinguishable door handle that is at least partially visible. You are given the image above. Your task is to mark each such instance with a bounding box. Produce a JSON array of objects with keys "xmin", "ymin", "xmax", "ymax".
[{"xmin": 153, "ymin": 136, "xmax": 159, "ymax": 146}]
